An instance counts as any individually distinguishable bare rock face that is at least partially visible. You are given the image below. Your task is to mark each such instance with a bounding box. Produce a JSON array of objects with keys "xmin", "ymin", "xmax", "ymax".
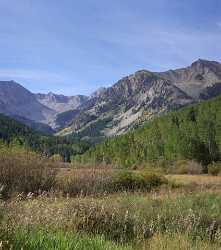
[
  {"xmin": 158, "ymin": 59, "xmax": 221, "ymax": 99},
  {"xmin": 35, "ymin": 92, "xmax": 88, "ymax": 113},
  {"xmin": 57, "ymin": 71, "xmax": 194, "ymax": 138}
]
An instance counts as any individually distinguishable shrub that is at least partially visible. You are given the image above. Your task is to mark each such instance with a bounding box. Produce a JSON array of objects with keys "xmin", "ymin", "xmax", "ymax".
[
  {"xmin": 56, "ymin": 168, "xmax": 114, "ymax": 196},
  {"xmin": 50, "ymin": 154, "xmax": 63, "ymax": 162},
  {"xmin": 0, "ymin": 146, "xmax": 57, "ymax": 198},
  {"xmin": 57, "ymin": 169, "xmax": 168, "ymax": 196},
  {"xmin": 171, "ymin": 160, "xmax": 203, "ymax": 175},
  {"xmin": 208, "ymin": 162, "xmax": 221, "ymax": 176},
  {"xmin": 140, "ymin": 162, "xmax": 164, "ymax": 174},
  {"xmin": 112, "ymin": 170, "xmax": 167, "ymax": 191},
  {"xmin": 142, "ymin": 160, "xmax": 172, "ymax": 173}
]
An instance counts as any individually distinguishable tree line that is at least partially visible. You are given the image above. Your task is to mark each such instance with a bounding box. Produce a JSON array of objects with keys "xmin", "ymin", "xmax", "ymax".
[
  {"xmin": 0, "ymin": 114, "xmax": 90, "ymax": 162},
  {"xmin": 73, "ymin": 95, "xmax": 221, "ymax": 167}
]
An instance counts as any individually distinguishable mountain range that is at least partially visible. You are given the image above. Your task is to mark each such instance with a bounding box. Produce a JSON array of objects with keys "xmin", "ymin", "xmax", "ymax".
[{"xmin": 0, "ymin": 59, "xmax": 221, "ymax": 139}]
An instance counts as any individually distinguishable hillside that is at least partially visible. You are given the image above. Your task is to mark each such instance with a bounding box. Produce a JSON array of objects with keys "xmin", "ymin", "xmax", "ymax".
[
  {"xmin": 57, "ymin": 71, "xmax": 194, "ymax": 138},
  {"xmin": 0, "ymin": 114, "xmax": 90, "ymax": 161},
  {"xmin": 58, "ymin": 59, "xmax": 221, "ymax": 140},
  {"xmin": 0, "ymin": 81, "xmax": 88, "ymax": 132},
  {"xmin": 74, "ymin": 95, "xmax": 221, "ymax": 167},
  {"xmin": 1, "ymin": 60, "xmax": 221, "ymax": 140},
  {"xmin": 0, "ymin": 81, "xmax": 56, "ymax": 126}
]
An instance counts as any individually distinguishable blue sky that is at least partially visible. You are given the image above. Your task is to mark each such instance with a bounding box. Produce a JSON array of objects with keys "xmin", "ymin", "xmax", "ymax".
[{"xmin": 0, "ymin": 0, "xmax": 221, "ymax": 95}]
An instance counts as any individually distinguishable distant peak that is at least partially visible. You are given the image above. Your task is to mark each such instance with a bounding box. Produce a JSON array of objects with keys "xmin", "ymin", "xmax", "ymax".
[
  {"xmin": 0, "ymin": 80, "xmax": 25, "ymax": 89},
  {"xmin": 191, "ymin": 59, "xmax": 207, "ymax": 66},
  {"xmin": 133, "ymin": 69, "xmax": 155, "ymax": 76},
  {"xmin": 0, "ymin": 80, "xmax": 16, "ymax": 84},
  {"xmin": 191, "ymin": 58, "xmax": 220, "ymax": 67}
]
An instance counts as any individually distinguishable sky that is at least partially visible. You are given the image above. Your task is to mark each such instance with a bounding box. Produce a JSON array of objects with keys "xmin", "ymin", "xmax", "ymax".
[{"xmin": 0, "ymin": 0, "xmax": 221, "ymax": 95}]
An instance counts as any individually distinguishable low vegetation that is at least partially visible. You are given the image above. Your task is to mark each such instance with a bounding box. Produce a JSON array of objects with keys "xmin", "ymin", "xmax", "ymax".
[
  {"xmin": 207, "ymin": 162, "xmax": 221, "ymax": 176},
  {"xmin": 1, "ymin": 190, "xmax": 221, "ymax": 249},
  {"xmin": 0, "ymin": 228, "xmax": 131, "ymax": 250},
  {"xmin": 1, "ymin": 136, "xmax": 221, "ymax": 248},
  {"xmin": 169, "ymin": 160, "xmax": 203, "ymax": 175}
]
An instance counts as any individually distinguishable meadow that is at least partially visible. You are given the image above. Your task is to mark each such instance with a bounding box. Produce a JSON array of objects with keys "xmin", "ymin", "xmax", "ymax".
[{"xmin": 1, "ymin": 148, "xmax": 221, "ymax": 249}]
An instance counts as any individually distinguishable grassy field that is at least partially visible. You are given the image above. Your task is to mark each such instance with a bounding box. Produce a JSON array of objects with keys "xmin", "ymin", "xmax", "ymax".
[
  {"xmin": 168, "ymin": 174, "xmax": 221, "ymax": 186},
  {"xmin": 1, "ymin": 171, "xmax": 221, "ymax": 249}
]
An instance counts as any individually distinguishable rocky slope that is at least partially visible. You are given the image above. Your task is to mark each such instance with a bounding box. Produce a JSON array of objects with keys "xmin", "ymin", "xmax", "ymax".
[
  {"xmin": 0, "ymin": 81, "xmax": 88, "ymax": 133},
  {"xmin": 158, "ymin": 59, "xmax": 221, "ymax": 99},
  {"xmin": 1, "ymin": 59, "xmax": 221, "ymax": 138},
  {"xmin": 36, "ymin": 92, "xmax": 88, "ymax": 113},
  {"xmin": 57, "ymin": 59, "xmax": 221, "ymax": 139},
  {"xmin": 0, "ymin": 81, "xmax": 56, "ymax": 128},
  {"xmin": 57, "ymin": 70, "xmax": 193, "ymax": 138}
]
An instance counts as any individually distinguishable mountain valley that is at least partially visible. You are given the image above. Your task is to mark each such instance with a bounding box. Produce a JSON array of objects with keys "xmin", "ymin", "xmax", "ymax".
[{"xmin": 1, "ymin": 59, "xmax": 221, "ymax": 141}]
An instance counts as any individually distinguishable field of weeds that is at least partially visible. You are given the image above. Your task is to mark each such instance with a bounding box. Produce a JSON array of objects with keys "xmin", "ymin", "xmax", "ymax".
[
  {"xmin": 1, "ymin": 174, "xmax": 221, "ymax": 249},
  {"xmin": 1, "ymin": 150, "xmax": 221, "ymax": 249}
]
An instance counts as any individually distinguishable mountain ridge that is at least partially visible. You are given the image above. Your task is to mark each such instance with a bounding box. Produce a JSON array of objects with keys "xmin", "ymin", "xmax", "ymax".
[
  {"xmin": 1, "ymin": 59, "xmax": 221, "ymax": 139},
  {"xmin": 58, "ymin": 59, "xmax": 221, "ymax": 139}
]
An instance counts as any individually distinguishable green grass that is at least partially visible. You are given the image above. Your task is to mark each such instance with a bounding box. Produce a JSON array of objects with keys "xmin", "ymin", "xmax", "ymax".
[
  {"xmin": 1, "ymin": 229, "xmax": 132, "ymax": 250},
  {"xmin": 1, "ymin": 227, "xmax": 220, "ymax": 250}
]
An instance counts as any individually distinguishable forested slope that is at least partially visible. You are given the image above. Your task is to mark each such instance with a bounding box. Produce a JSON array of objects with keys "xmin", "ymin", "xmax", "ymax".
[
  {"xmin": 74, "ymin": 95, "xmax": 221, "ymax": 167},
  {"xmin": 0, "ymin": 114, "xmax": 90, "ymax": 161}
]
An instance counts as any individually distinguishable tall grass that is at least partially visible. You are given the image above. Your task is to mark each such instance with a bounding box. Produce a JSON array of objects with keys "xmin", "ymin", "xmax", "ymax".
[
  {"xmin": 56, "ymin": 168, "xmax": 114, "ymax": 196},
  {"xmin": 6, "ymin": 193, "xmax": 221, "ymax": 244}
]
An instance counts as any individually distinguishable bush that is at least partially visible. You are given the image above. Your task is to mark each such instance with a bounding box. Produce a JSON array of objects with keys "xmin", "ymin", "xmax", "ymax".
[
  {"xmin": 50, "ymin": 154, "xmax": 63, "ymax": 162},
  {"xmin": 171, "ymin": 160, "xmax": 203, "ymax": 175},
  {"xmin": 57, "ymin": 169, "xmax": 168, "ymax": 196},
  {"xmin": 0, "ymin": 146, "xmax": 57, "ymax": 198},
  {"xmin": 112, "ymin": 170, "xmax": 167, "ymax": 191},
  {"xmin": 208, "ymin": 162, "xmax": 221, "ymax": 176},
  {"xmin": 56, "ymin": 168, "xmax": 114, "ymax": 196},
  {"xmin": 142, "ymin": 160, "xmax": 172, "ymax": 173}
]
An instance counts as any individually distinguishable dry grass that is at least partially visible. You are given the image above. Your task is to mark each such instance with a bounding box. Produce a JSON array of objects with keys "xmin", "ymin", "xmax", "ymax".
[
  {"xmin": 56, "ymin": 168, "xmax": 115, "ymax": 196},
  {"xmin": 144, "ymin": 233, "xmax": 220, "ymax": 250},
  {"xmin": 168, "ymin": 174, "xmax": 221, "ymax": 186},
  {"xmin": 1, "ymin": 170, "xmax": 221, "ymax": 249},
  {"xmin": 4, "ymin": 191, "xmax": 221, "ymax": 243}
]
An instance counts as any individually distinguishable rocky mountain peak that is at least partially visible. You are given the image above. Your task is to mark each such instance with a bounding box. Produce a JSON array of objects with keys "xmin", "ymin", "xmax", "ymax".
[
  {"xmin": 190, "ymin": 59, "xmax": 221, "ymax": 75},
  {"xmin": 1, "ymin": 59, "xmax": 221, "ymax": 139}
]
